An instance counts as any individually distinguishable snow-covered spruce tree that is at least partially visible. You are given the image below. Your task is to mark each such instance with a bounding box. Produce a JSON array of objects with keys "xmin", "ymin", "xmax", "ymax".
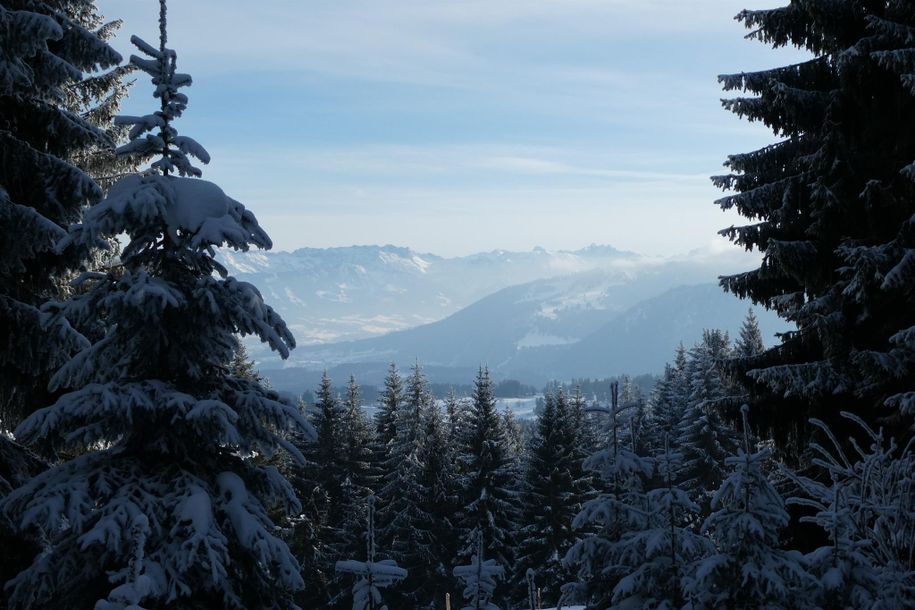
[
  {"xmin": 414, "ymin": 394, "xmax": 462, "ymax": 609},
  {"xmin": 734, "ymin": 309, "xmax": 765, "ymax": 360},
  {"xmin": 610, "ymin": 435, "xmax": 712, "ymax": 610},
  {"xmin": 685, "ymin": 406, "xmax": 811, "ymax": 610},
  {"xmin": 336, "ymin": 496, "xmax": 407, "ymax": 610},
  {"xmin": 375, "ymin": 363, "xmax": 404, "ymax": 453},
  {"xmin": 62, "ymin": 10, "xmax": 136, "ymax": 193},
  {"xmin": 444, "ymin": 387, "xmax": 465, "ymax": 446},
  {"xmin": 517, "ymin": 390, "xmax": 590, "ymax": 606},
  {"xmin": 647, "ymin": 344, "xmax": 690, "ymax": 453},
  {"xmin": 715, "ymin": 1, "xmax": 915, "ymax": 442},
  {"xmin": 1, "ymin": 9, "xmax": 314, "ymax": 609},
  {"xmin": 787, "ymin": 413, "xmax": 914, "ymax": 609},
  {"xmin": 715, "ymin": 310, "xmax": 769, "ymax": 426},
  {"xmin": 305, "ymin": 371, "xmax": 362, "ymax": 606},
  {"xmin": 228, "ymin": 337, "xmax": 264, "ymax": 383},
  {"xmin": 620, "ymin": 375, "xmax": 653, "ymax": 455},
  {"xmin": 501, "ymin": 405, "xmax": 524, "ymax": 466},
  {"xmin": 0, "ymin": 1, "xmax": 121, "ymax": 427},
  {"xmin": 677, "ymin": 330, "xmax": 739, "ymax": 513},
  {"xmin": 340, "ymin": 375, "xmax": 376, "ymax": 501},
  {"xmin": 326, "ymin": 377, "xmax": 377, "ymax": 608},
  {"xmin": 456, "ymin": 367, "xmax": 520, "ymax": 593},
  {"xmin": 376, "ymin": 363, "xmax": 436, "ymax": 608},
  {"xmin": 279, "ymin": 398, "xmax": 332, "ymax": 609},
  {"xmin": 453, "ymin": 531, "xmax": 505, "ymax": 610},
  {"xmin": 564, "ymin": 383, "xmax": 654, "ymax": 609},
  {"xmin": 372, "ymin": 363, "xmax": 402, "ymax": 505},
  {"xmin": 334, "ymin": 375, "xmax": 377, "ymax": 567},
  {"xmin": 310, "ymin": 371, "xmax": 346, "ymax": 512}
]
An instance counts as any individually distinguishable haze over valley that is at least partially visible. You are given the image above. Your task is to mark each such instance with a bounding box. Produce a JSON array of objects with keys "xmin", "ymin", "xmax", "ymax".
[{"xmin": 223, "ymin": 243, "xmax": 787, "ymax": 390}]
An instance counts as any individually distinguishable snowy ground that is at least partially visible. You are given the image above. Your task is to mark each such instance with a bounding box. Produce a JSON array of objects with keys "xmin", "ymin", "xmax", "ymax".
[{"xmin": 495, "ymin": 396, "xmax": 540, "ymax": 419}]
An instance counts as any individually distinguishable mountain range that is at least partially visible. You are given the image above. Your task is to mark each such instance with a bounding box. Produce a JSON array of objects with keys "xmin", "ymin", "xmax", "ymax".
[{"xmin": 220, "ymin": 244, "xmax": 787, "ymax": 392}]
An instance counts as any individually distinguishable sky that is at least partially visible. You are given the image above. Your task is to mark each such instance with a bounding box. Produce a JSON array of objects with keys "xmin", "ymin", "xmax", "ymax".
[{"xmin": 96, "ymin": 1, "xmax": 807, "ymax": 257}]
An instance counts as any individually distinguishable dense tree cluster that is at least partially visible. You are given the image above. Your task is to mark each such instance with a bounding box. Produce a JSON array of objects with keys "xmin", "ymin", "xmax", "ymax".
[{"xmin": 2, "ymin": 1, "xmax": 915, "ymax": 609}]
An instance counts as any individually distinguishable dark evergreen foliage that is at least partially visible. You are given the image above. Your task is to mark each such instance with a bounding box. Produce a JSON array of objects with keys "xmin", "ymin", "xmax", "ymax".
[
  {"xmin": 0, "ymin": 0, "xmax": 122, "ymax": 427},
  {"xmin": 516, "ymin": 390, "xmax": 590, "ymax": 606},
  {"xmin": 456, "ymin": 367, "xmax": 519, "ymax": 603},
  {"xmin": 716, "ymin": 0, "xmax": 915, "ymax": 447},
  {"xmin": 1, "ymin": 5, "xmax": 311, "ymax": 607}
]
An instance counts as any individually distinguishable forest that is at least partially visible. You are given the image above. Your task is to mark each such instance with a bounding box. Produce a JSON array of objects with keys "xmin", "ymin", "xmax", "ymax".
[{"xmin": 1, "ymin": 1, "xmax": 915, "ymax": 609}]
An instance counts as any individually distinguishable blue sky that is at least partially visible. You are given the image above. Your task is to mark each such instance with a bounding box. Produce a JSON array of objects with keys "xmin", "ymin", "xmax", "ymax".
[{"xmin": 97, "ymin": 1, "xmax": 806, "ymax": 256}]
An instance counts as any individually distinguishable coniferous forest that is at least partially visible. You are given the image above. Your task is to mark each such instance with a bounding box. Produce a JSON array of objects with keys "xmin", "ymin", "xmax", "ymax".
[{"xmin": 1, "ymin": 1, "xmax": 914, "ymax": 609}]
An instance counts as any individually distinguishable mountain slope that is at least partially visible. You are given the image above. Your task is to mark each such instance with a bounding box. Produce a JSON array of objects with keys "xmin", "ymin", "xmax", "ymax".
[
  {"xmin": 221, "ymin": 244, "xmax": 639, "ymax": 349},
  {"xmin": 267, "ymin": 271, "xmax": 788, "ymax": 388},
  {"xmin": 505, "ymin": 283, "xmax": 787, "ymax": 380}
]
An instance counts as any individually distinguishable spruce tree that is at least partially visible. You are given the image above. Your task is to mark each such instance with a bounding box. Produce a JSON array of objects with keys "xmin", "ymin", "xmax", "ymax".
[
  {"xmin": 0, "ymin": 0, "xmax": 122, "ymax": 427},
  {"xmin": 310, "ymin": 372, "xmax": 345, "ymax": 511},
  {"xmin": 376, "ymin": 363, "xmax": 435, "ymax": 608},
  {"xmin": 374, "ymin": 363, "xmax": 403, "ymax": 456},
  {"xmin": 415, "ymin": 396, "xmax": 461, "ymax": 608},
  {"xmin": 715, "ymin": 0, "xmax": 915, "ymax": 442},
  {"xmin": 611, "ymin": 436, "xmax": 712, "ymax": 610},
  {"xmin": 228, "ymin": 338, "xmax": 264, "ymax": 383},
  {"xmin": 456, "ymin": 367, "xmax": 519, "ymax": 587},
  {"xmin": 517, "ymin": 390, "xmax": 590, "ymax": 606},
  {"xmin": 564, "ymin": 382, "xmax": 653, "ymax": 609},
  {"xmin": 677, "ymin": 331, "xmax": 739, "ymax": 512},
  {"xmin": 444, "ymin": 387, "xmax": 463, "ymax": 445},
  {"xmin": 330, "ymin": 376, "xmax": 377, "ymax": 607},
  {"xmin": 685, "ymin": 407, "xmax": 811, "ymax": 609},
  {"xmin": 281, "ymin": 397, "xmax": 332, "ymax": 610},
  {"xmin": 648, "ymin": 346, "xmax": 690, "ymax": 453},
  {"xmin": 787, "ymin": 413, "xmax": 914, "ymax": 609},
  {"xmin": 734, "ymin": 309, "xmax": 765, "ymax": 360},
  {"xmin": 1, "ymin": 6, "xmax": 312, "ymax": 608},
  {"xmin": 339, "ymin": 375, "xmax": 375, "ymax": 506}
]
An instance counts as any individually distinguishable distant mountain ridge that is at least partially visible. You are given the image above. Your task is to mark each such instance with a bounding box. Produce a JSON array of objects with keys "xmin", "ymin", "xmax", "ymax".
[
  {"xmin": 219, "ymin": 243, "xmax": 645, "ymax": 351},
  {"xmin": 222, "ymin": 243, "xmax": 780, "ymax": 390},
  {"xmin": 269, "ymin": 276, "xmax": 786, "ymax": 388}
]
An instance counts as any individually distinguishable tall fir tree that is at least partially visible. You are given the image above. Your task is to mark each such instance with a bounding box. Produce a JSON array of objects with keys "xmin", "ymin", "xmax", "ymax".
[
  {"xmin": 715, "ymin": 0, "xmax": 915, "ymax": 445},
  {"xmin": 647, "ymin": 345, "xmax": 690, "ymax": 453},
  {"xmin": 414, "ymin": 396, "xmax": 462, "ymax": 609},
  {"xmin": 456, "ymin": 367, "xmax": 519, "ymax": 600},
  {"xmin": 0, "ymin": 0, "xmax": 122, "ymax": 427},
  {"xmin": 517, "ymin": 389, "xmax": 591, "ymax": 606},
  {"xmin": 677, "ymin": 330, "xmax": 739, "ymax": 512},
  {"xmin": 734, "ymin": 309, "xmax": 765, "ymax": 360},
  {"xmin": 374, "ymin": 363, "xmax": 403, "ymax": 458},
  {"xmin": 228, "ymin": 337, "xmax": 264, "ymax": 383},
  {"xmin": 310, "ymin": 372, "xmax": 345, "ymax": 512},
  {"xmin": 1, "ymin": 6, "xmax": 312, "ymax": 608},
  {"xmin": 685, "ymin": 407, "xmax": 811, "ymax": 610},
  {"xmin": 328, "ymin": 376, "xmax": 378, "ymax": 607},
  {"xmin": 564, "ymin": 383, "xmax": 653, "ymax": 609},
  {"xmin": 376, "ymin": 363, "xmax": 436, "ymax": 608},
  {"xmin": 610, "ymin": 436, "xmax": 712, "ymax": 610},
  {"xmin": 444, "ymin": 387, "xmax": 465, "ymax": 446}
]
